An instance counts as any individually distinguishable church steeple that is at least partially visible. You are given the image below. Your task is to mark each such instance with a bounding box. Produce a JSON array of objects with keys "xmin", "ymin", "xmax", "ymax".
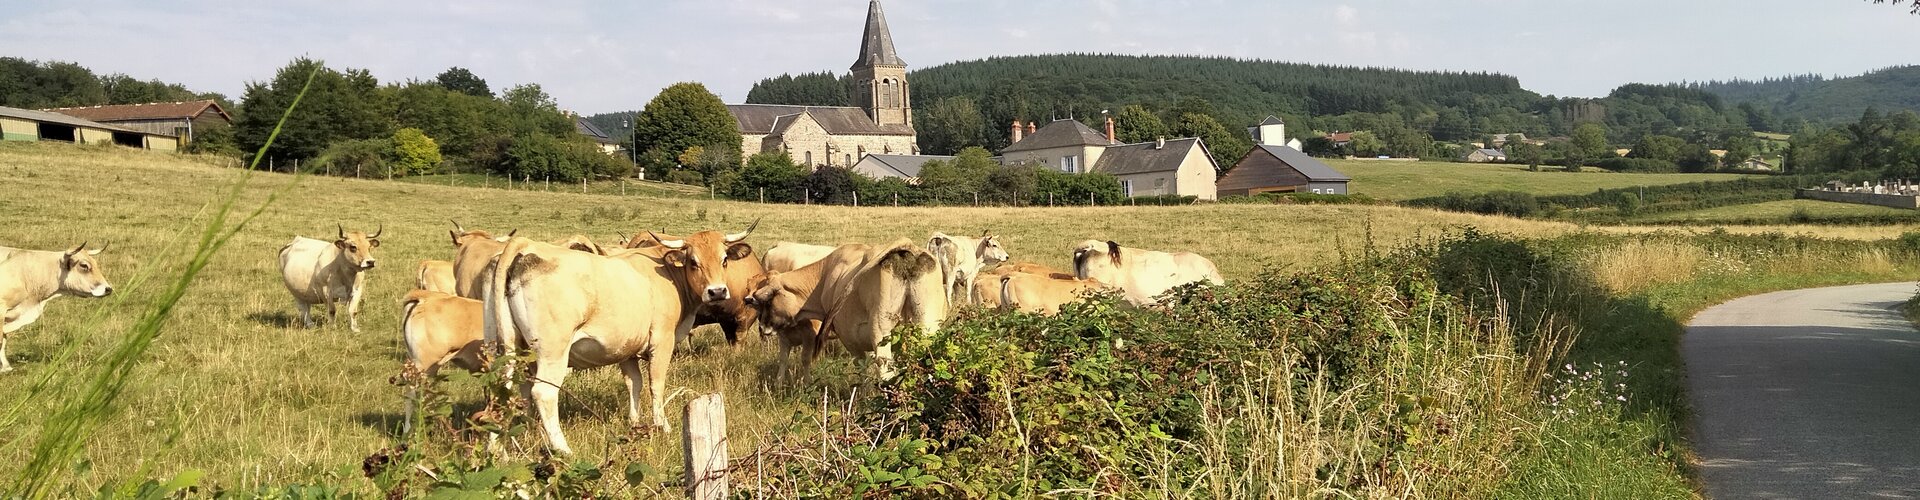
[{"xmin": 850, "ymin": 0, "xmax": 910, "ymax": 126}]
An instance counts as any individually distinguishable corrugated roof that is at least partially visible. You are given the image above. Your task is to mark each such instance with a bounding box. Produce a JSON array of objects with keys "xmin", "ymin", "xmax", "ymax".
[
  {"xmin": 0, "ymin": 105, "xmax": 169, "ymax": 136},
  {"xmin": 1001, "ymin": 119, "xmax": 1111, "ymax": 153},
  {"xmin": 1095, "ymin": 138, "xmax": 1209, "ymax": 176},
  {"xmin": 854, "ymin": 154, "xmax": 952, "ymax": 179},
  {"xmin": 852, "ymin": 0, "xmax": 906, "ymax": 69},
  {"xmin": 1258, "ymin": 145, "xmax": 1350, "ymax": 181},
  {"xmin": 727, "ymin": 104, "xmax": 914, "ymax": 136},
  {"xmin": 43, "ymin": 100, "xmax": 230, "ymax": 124}
]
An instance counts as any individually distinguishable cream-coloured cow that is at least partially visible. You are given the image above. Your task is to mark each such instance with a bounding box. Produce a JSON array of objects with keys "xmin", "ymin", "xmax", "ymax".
[
  {"xmin": 762, "ymin": 241, "xmax": 836, "ymax": 273},
  {"xmin": 449, "ymin": 221, "xmax": 513, "ymax": 299},
  {"xmin": 0, "ymin": 243, "xmax": 113, "ymax": 372},
  {"xmin": 743, "ymin": 272, "xmax": 828, "ymax": 385},
  {"xmin": 486, "ymin": 222, "xmax": 756, "ymax": 455},
  {"xmin": 398, "ymin": 289, "xmax": 485, "ymax": 432},
  {"xmin": 415, "ymin": 260, "xmax": 455, "ymax": 293},
  {"xmin": 998, "ymin": 270, "xmax": 1106, "ymax": 316},
  {"xmin": 1070, "ymin": 240, "xmax": 1223, "ymax": 305},
  {"xmin": 928, "ymin": 231, "xmax": 1009, "ymax": 307},
  {"xmin": 744, "ymin": 239, "xmax": 946, "ymax": 380},
  {"xmin": 279, "ymin": 225, "xmax": 381, "ymax": 332}
]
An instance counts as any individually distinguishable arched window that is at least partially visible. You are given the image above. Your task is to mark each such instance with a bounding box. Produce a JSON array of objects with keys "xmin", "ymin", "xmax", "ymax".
[{"xmin": 804, "ymin": 151, "xmax": 813, "ymax": 166}]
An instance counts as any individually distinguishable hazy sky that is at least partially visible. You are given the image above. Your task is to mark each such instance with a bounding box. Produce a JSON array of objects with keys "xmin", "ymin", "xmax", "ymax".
[{"xmin": 4, "ymin": 1, "xmax": 1916, "ymax": 114}]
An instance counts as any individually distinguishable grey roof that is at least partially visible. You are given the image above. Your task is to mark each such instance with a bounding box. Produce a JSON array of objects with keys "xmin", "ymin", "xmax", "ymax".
[
  {"xmin": 574, "ymin": 116, "xmax": 618, "ymax": 144},
  {"xmin": 1000, "ymin": 119, "xmax": 1111, "ymax": 153},
  {"xmin": 0, "ymin": 105, "xmax": 168, "ymax": 136},
  {"xmin": 727, "ymin": 104, "xmax": 914, "ymax": 136},
  {"xmin": 1475, "ymin": 148, "xmax": 1505, "ymax": 156},
  {"xmin": 1095, "ymin": 138, "xmax": 1211, "ymax": 176},
  {"xmin": 851, "ymin": 0, "xmax": 905, "ymax": 69},
  {"xmin": 1257, "ymin": 115, "xmax": 1285, "ymax": 126},
  {"xmin": 854, "ymin": 154, "xmax": 952, "ymax": 179},
  {"xmin": 1257, "ymin": 145, "xmax": 1350, "ymax": 181}
]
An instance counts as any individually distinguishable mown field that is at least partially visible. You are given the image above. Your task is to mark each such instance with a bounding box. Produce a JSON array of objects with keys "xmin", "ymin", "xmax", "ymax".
[
  {"xmin": 1330, "ymin": 159, "xmax": 1756, "ymax": 200},
  {"xmin": 1, "ymin": 141, "xmax": 1914, "ymax": 496},
  {"xmin": 1633, "ymin": 198, "xmax": 1919, "ymax": 224}
]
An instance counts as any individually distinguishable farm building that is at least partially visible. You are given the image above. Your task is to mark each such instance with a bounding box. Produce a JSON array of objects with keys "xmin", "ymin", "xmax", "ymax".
[
  {"xmin": 1246, "ymin": 115, "xmax": 1304, "ymax": 151},
  {"xmin": 850, "ymin": 154, "xmax": 951, "ymax": 183},
  {"xmin": 1462, "ymin": 148, "xmax": 1507, "ymax": 163},
  {"xmin": 1001, "ymin": 118, "xmax": 1220, "ymax": 200},
  {"xmin": 1217, "ymin": 145, "xmax": 1352, "ymax": 196},
  {"xmin": 0, "ymin": 105, "xmax": 179, "ymax": 151},
  {"xmin": 42, "ymin": 100, "xmax": 229, "ymax": 145}
]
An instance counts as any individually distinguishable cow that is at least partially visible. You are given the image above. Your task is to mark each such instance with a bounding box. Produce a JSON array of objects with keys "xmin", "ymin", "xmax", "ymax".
[
  {"xmin": 762, "ymin": 241, "xmax": 836, "ymax": 273},
  {"xmin": 486, "ymin": 221, "xmax": 757, "ymax": 455},
  {"xmin": 0, "ymin": 243, "xmax": 113, "ymax": 372},
  {"xmin": 397, "ymin": 289, "xmax": 485, "ymax": 432},
  {"xmin": 743, "ymin": 274, "xmax": 828, "ymax": 385},
  {"xmin": 449, "ymin": 221, "xmax": 514, "ymax": 299},
  {"xmin": 997, "ymin": 270, "xmax": 1106, "ymax": 316},
  {"xmin": 743, "ymin": 239, "xmax": 946, "ymax": 380},
  {"xmin": 415, "ymin": 260, "xmax": 456, "ymax": 293},
  {"xmin": 927, "ymin": 232, "xmax": 1009, "ymax": 307},
  {"xmin": 1070, "ymin": 240, "xmax": 1223, "ymax": 306},
  {"xmin": 626, "ymin": 229, "xmax": 763, "ymax": 346},
  {"xmin": 278, "ymin": 225, "xmax": 381, "ymax": 332}
]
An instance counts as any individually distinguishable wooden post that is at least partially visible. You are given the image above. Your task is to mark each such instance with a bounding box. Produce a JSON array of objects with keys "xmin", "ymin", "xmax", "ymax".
[
  {"xmin": 1090, "ymin": 192, "xmax": 1095, "ymax": 206},
  {"xmin": 893, "ymin": 192, "xmax": 898, "ymax": 207},
  {"xmin": 683, "ymin": 393, "xmax": 729, "ymax": 500},
  {"xmin": 972, "ymin": 192, "xmax": 978, "ymax": 206},
  {"xmin": 759, "ymin": 187, "xmax": 765, "ymax": 204},
  {"xmin": 582, "ymin": 176, "xmax": 588, "ymax": 193},
  {"xmin": 484, "ymin": 173, "xmax": 489, "ymax": 189},
  {"xmin": 269, "ymin": 157, "xmax": 274, "ymax": 172},
  {"xmin": 621, "ymin": 180, "xmax": 627, "ymax": 196},
  {"xmin": 545, "ymin": 175, "xmax": 551, "ymax": 191},
  {"xmin": 853, "ymin": 191, "xmax": 859, "ymax": 207},
  {"xmin": 293, "ymin": 158, "xmax": 299, "ymax": 173},
  {"xmin": 1048, "ymin": 192, "xmax": 1053, "ymax": 206},
  {"xmin": 804, "ymin": 188, "xmax": 810, "ymax": 205}
]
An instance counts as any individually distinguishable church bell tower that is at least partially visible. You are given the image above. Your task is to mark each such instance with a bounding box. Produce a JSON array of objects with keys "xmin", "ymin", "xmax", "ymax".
[{"xmin": 851, "ymin": 0, "xmax": 910, "ymax": 127}]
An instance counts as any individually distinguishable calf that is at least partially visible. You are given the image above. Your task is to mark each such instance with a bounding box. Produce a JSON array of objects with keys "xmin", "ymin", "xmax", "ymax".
[
  {"xmin": 928, "ymin": 232, "xmax": 1009, "ymax": 307},
  {"xmin": 278, "ymin": 225, "xmax": 380, "ymax": 332},
  {"xmin": 398, "ymin": 289, "xmax": 485, "ymax": 432},
  {"xmin": 746, "ymin": 240, "xmax": 946, "ymax": 380},
  {"xmin": 0, "ymin": 243, "xmax": 113, "ymax": 372},
  {"xmin": 998, "ymin": 271, "xmax": 1106, "ymax": 316}
]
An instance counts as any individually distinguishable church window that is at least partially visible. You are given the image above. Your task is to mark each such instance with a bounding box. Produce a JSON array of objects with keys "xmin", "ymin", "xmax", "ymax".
[{"xmin": 805, "ymin": 151, "xmax": 813, "ymax": 165}]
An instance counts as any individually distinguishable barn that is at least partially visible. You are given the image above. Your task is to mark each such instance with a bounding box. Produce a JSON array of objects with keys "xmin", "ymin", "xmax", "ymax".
[
  {"xmin": 0, "ymin": 105, "xmax": 179, "ymax": 151},
  {"xmin": 1217, "ymin": 145, "xmax": 1352, "ymax": 196},
  {"xmin": 42, "ymin": 100, "xmax": 229, "ymax": 145}
]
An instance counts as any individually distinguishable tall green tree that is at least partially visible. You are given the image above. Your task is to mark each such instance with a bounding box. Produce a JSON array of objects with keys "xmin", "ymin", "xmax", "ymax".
[
  {"xmin": 1113, "ymin": 105, "xmax": 1168, "ymax": 144},
  {"xmin": 632, "ymin": 82, "xmax": 742, "ymax": 167},
  {"xmin": 434, "ymin": 67, "xmax": 492, "ymax": 98},
  {"xmin": 235, "ymin": 58, "xmax": 390, "ymax": 162},
  {"xmin": 390, "ymin": 128, "xmax": 443, "ymax": 175},
  {"xmin": 1173, "ymin": 112, "xmax": 1250, "ymax": 168},
  {"xmin": 1626, "ymin": 135, "xmax": 1686, "ymax": 163},
  {"xmin": 1571, "ymin": 122, "xmax": 1612, "ymax": 159},
  {"xmin": 1347, "ymin": 131, "xmax": 1386, "ymax": 157},
  {"xmin": 916, "ymin": 96, "xmax": 988, "ymax": 155}
]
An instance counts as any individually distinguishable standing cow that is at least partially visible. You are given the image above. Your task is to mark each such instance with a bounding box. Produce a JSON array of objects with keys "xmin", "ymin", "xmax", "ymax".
[
  {"xmin": 625, "ymin": 223, "xmax": 763, "ymax": 346},
  {"xmin": 1070, "ymin": 240, "xmax": 1222, "ymax": 306},
  {"xmin": 278, "ymin": 225, "xmax": 381, "ymax": 332},
  {"xmin": 449, "ymin": 222, "xmax": 513, "ymax": 299},
  {"xmin": 0, "ymin": 243, "xmax": 113, "ymax": 372},
  {"xmin": 928, "ymin": 231, "xmax": 1009, "ymax": 307},
  {"xmin": 745, "ymin": 239, "xmax": 947, "ymax": 380}
]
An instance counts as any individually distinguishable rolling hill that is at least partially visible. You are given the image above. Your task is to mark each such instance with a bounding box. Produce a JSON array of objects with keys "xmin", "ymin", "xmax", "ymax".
[{"xmin": 1691, "ymin": 65, "xmax": 1920, "ymax": 125}]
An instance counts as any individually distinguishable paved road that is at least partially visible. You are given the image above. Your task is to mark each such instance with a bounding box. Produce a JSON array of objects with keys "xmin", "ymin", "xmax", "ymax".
[{"xmin": 1686, "ymin": 282, "xmax": 1920, "ymax": 499}]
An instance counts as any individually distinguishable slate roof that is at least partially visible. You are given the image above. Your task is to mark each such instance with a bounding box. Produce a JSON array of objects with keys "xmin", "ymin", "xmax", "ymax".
[
  {"xmin": 1258, "ymin": 145, "xmax": 1350, "ymax": 181},
  {"xmin": 1000, "ymin": 119, "xmax": 1111, "ymax": 153},
  {"xmin": 1475, "ymin": 148, "xmax": 1505, "ymax": 157},
  {"xmin": 43, "ymin": 100, "xmax": 231, "ymax": 124},
  {"xmin": 574, "ymin": 116, "xmax": 619, "ymax": 144},
  {"xmin": 0, "ymin": 105, "xmax": 164, "ymax": 136},
  {"xmin": 1095, "ymin": 138, "xmax": 1210, "ymax": 176},
  {"xmin": 852, "ymin": 0, "xmax": 906, "ymax": 68},
  {"xmin": 727, "ymin": 104, "xmax": 914, "ymax": 136},
  {"xmin": 1257, "ymin": 115, "xmax": 1285, "ymax": 126},
  {"xmin": 854, "ymin": 154, "xmax": 951, "ymax": 179}
]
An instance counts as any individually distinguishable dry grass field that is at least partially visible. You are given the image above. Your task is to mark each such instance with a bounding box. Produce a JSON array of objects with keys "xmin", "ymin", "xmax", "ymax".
[
  {"xmin": 0, "ymin": 141, "xmax": 1910, "ymax": 492},
  {"xmin": 1327, "ymin": 158, "xmax": 1756, "ymax": 200}
]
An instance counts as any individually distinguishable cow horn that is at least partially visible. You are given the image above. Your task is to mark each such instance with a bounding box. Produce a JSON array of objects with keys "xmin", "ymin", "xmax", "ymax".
[
  {"xmin": 980, "ymin": 228, "xmax": 990, "ymax": 238},
  {"xmin": 450, "ymin": 220, "xmax": 465, "ymax": 233},
  {"xmin": 66, "ymin": 242, "xmax": 87, "ymax": 256},
  {"xmin": 337, "ymin": 224, "xmax": 346, "ymax": 241},
  {"xmin": 371, "ymin": 224, "xmax": 383, "ymax": 239},
  {"xmin": 507, "ymin": 229, "xmax": 518, "ymax": 238},
  {"xmin": 724, "ymin": 217, "xmax": 762, "ymax": 244},
  {"xmin": 88, "ymin": 242, "xmax": 108, "ymax": 256},
  {"xmin": 649, "ymin": 231, "xmax": 686, "ymax": 249}
]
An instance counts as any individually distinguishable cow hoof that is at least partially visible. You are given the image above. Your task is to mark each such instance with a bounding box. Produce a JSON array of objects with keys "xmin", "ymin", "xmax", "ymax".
[{"xmin": 0, "ymin": 366, "xmax": 13, "ymax": 374}]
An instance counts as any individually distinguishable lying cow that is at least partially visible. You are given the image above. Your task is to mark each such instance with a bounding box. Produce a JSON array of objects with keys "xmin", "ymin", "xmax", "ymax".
[
  {"xmin": 745, "ymin": 239, "xmax": 946, "ymax": 380},
  {"xmin": 0, "ymin": 243, "xmax": 113, "ymax": 372},
  {"xmin": 398, "ymin": 289, "xmax": 485, "ymax": 432},
  {"xmin": 997, "ymin": 270, "xmax": 1106, "ymax": 316},
  {"xmin": 626, "ymin": 223, "xmax": 762, "ymax": 345},
  {"xmin": 415, "ymin": 260, "xmax": 455, "ymax": 293},
  {"xmin": 486, "ymin": 223, "xmax": 756, "ymax": 455},
  {"xmin": 278, "ymin": 225, "xmax": 380, "ymax": 332},
  {"xmin": 928, "ymin": 231, "xmax": 1009, "ymax": 307},
  {"xmin": 1070, "ymin": 240, "xmax": 1223, "ymax": 305}
]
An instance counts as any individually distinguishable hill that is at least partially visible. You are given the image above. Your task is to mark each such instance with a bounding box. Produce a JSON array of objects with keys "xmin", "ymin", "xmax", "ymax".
[{"xmin": 1690, "ymin": 66, "xmax": 1920, "ymax": 125}]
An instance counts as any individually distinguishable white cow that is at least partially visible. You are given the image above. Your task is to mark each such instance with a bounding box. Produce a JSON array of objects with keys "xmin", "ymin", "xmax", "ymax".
[
  {"xmin": 0, "ymin": 243, "xmax": 113, "ymax": 372},
  {"xmin": 1070, "ymin": 240, "xmax": 1223, "ymax": 305},
  {"xmin": 928, "ymin": 231, "xmax": 1009, "ymax": 307},
  {"xmin": 762, "ymin": 241, "xmax": 837, "ymax": 273},
  {"xmin": 278, "ymin": 225, "xmax": 381, "ymax": 332}
]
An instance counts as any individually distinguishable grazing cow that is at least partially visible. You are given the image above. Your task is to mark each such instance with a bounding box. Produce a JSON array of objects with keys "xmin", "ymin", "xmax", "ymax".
[
  {"xmin": 486, "ymin": 222, "xmax": 757, "ymax": 455},
  {"xmin": 398, "ymin": 289, "xmax": 485, "ymax": 432},
  {"xmin": 279, "ymin": 225, "xmax": 381, "ymax": 332},
  {"xmin": 449, "ymin": 221, "xmax": 514, "ymax": 299},
  {"xmin": 743, "ymin": 274, "xmax": 828, "ymax": 384},
  {"xmin": 1070, "ymin": 240, "xmax": 1223, "ymax": 305},
  {"xmin": 0, "ymin": 243, "xmax": 113, "ymax": 372},
  {"xmin": 927, "ymin": 232, "xmax": 1009, "ymax": 307},
  {"xmin": 415, "ymin": 260, "xmax": 455, "ymax": 293},
  {"xmin": 998, "ymin": 271, "xmax": 1106, "ymax": 316},
  {"xmin": 744, "ymin": 240, "xmax": 946, "ymax": 380},
  {"xmin": 762, "ymin": 241, "xmax": 836, "ymax": 273},
  {"xmin": 626, "ymin": 229, "xmax": 763, "ymax": 346}
]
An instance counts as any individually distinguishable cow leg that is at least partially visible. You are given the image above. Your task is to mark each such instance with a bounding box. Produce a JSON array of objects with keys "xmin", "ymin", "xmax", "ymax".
[
  {"xmin": 718, "ymin": 315, "xmax": 740, "ymax": 347},
  {"xmin": 872, "ymin": 341, "xmax": 897, "ymax": 381},
  {"xmin": 295, "ymin": 301, "xmax": 315, "ymax": 329},
  {"xmin": 647, "ymin": 344, "xmax": 674, "ymax": 431},
  {"xmin": 346, "ymin": 279, "xmax": 365, "ymax": 333},
  {"xmin": 0, "ymin": 332, "xmax": 11, "ymax": 373},
  {"xmin": 618, "ymin": 358, "xmax": 647, "ymax": 426},
  {"xmin": 530, "ymin": 354, "xmax": 575, "ymax": 455}
]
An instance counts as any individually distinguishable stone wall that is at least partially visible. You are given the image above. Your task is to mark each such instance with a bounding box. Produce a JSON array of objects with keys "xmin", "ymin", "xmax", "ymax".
[{"xmin": 1796, "ymin": 189, "xmax": 1920, "ymax": 209}]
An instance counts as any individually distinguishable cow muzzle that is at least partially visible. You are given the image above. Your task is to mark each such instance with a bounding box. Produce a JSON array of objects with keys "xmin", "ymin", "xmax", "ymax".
[
  {"xmin": 93, "ymin": 285, "xmax": 114, "ymax": 297},
  {"xmin": 361, "ymin": 260, "xmax": 377, "ymax": 270},
  {"xmin": 704, "ymin": 285, "xmax": 730, "ymax": 303}
]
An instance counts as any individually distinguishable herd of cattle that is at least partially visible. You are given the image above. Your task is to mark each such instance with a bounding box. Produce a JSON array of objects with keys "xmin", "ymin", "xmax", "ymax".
[{"xmin": 0, "ymin": 221, "xmax": 1224, "ymax": 455}]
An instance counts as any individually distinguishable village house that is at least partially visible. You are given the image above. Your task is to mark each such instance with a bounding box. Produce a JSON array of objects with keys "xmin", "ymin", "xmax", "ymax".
[
  {"xmin": 43, "ymin": 99, "xmax": 229, "ymax": 145},
  {"xmin": 1462, "ymin": 148, "xmax": 1507, "ymax": 163},
  {"xmin": 1217, "ymin": 130, "xmax": 1352, "ymax": 196},
  {"xmin": 1247, "ymin": 115, "xmax": 1303, "ymax": 150},
  {"xmin": 726, "ymin": 0, "xmax": 917, "ymax": 169},
  {"xmin": 571, "ymin": 114, "xmax": 623, "ymax": 156},
  {"xmin": 1000, "ymin": 117, "xmax": 1220, "ymax": 200}
]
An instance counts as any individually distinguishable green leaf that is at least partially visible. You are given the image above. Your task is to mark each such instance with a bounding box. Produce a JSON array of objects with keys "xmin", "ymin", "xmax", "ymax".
[
  {"xmin": 464, "ymin": 466, "xmax": 507, "ymax": 490},
  {"xmin": 624, "ymin": 462, "xmax": 657, "ymax": 486}
]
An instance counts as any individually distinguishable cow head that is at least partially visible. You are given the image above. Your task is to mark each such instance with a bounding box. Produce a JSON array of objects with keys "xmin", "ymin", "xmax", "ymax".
[
  {"xmin": 1071, "ymin": 239, "xmax": 1123, "ymax": 282},
  {"xmin": 976, "ymin": 235, "xmax": 1009, "ymax": 267},
  {"xmin": 742, "ymin": 272, "xmax": 802, "ymax": 336},
  {"xmin": 649, "ymin": 218, "xmax": 758, "ymax": 304},
  {"xmin": 449, "ymin": 221, "xmax": 514, "ymax": 247},
  {"xmin": 336, "ymin": 224, "xmax": 381, "ymax": 270},
  {"xmin": 59, "ymin": 242, "xmax": 113, "ymax": 298}
]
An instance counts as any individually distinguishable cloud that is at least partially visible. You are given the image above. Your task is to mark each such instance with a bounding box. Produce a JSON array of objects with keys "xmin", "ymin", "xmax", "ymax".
[{"xmin": 1334, "ymin": 5, "xmax": 1358, "ymax": 25}]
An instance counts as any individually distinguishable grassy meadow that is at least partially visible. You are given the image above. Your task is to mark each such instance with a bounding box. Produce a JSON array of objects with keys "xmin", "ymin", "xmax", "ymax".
[
  {"xmin": 1631, "ymin": 198, "xmax": 1920, "ymax": 224},
  {"xmin": 1330, "ymin": 158, "xmax": 1756, "ymax": 200},
  {"xmin": 2, "ymin": 140, "xmax": 1917, "ymax": 496}
]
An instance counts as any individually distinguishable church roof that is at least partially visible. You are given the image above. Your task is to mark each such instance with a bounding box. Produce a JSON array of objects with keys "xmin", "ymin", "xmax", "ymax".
[
  {"xmin": 728, "ymin": 104, "xmax": 914, "ymax": 137},
  {"xmin": 1001, "ymin": 119, "xmax": 1111, "ymax": 153},
  {"xmin": 1096, "ymin": 138, "xmax": 1212, "ymax": 176},
  {"xmin": 851, "ymin": 0, "xmax": 905, "ymax": 69}
]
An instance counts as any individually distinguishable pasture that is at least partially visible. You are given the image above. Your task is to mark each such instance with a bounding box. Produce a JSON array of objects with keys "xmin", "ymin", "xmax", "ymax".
[
  {"xmin": 1330, "ymin": 158, "xmax": 1756, "ymax": 200},
  {"xmin": 0, "ymin": 141, "xmax": 1908, "ymax": 493},
  {"xmin": 1631, "ymin": 198, "xmax": 1920, "ymax": 224}
]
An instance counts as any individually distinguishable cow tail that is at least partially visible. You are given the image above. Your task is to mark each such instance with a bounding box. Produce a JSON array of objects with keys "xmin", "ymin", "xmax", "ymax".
[
  {"xmin": 400, "ymin": 289, "xmax": 437, "ymax": 363},
  {"xmin": 999, "ymin": 274, "xmax": 1014, "ymax": 311},
  {"xmin": 927, "ymin": 234, "xmax": 957, "ymax": 289},
  {"xmin": 485, "ymin": 238, "xmax": 532, "ymax": 357}
]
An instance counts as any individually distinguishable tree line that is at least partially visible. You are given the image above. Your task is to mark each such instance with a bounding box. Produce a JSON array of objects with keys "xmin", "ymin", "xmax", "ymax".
[{"xmin": 717, "ymin": 147, "xmax": 1146, "ymax": 206}]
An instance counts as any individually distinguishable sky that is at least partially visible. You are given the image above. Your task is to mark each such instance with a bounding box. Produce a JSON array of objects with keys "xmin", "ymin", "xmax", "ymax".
[{"xmin": 3, "ymin": 0, "xmax": 1917, "ymax": 115}]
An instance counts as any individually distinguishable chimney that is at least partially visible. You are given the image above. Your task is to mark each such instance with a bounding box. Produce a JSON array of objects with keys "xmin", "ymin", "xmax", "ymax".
[
  {"xmin": 1155, "ymin": 136, "xmax": 1166, "ymax": 150},
  {"xmin": 1105, "ymin": 116, "xmax": 1116, "ymax": 144},
  {"xmin": 1027, "ymin": 122, "xmax": 1037, "ymax": 135},
  {"xmin": 1011, "ymin": 120, "xmax": 1024, "ymax": 143}
]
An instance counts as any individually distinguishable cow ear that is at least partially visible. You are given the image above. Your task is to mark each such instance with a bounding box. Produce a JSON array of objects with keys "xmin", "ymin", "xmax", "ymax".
[
  {"xmin": 727, "ymin": 243, "xmax": 753, "ymax": 261},
  {"xmin": 1106, "ymin": 241, "xmax": 1122, "ymax": 265},
  {"xmin": 333, "ymin": 239, "xmax": 347, "ymax": 249},
  {"xmin": 662, "ymin": 250, "xmax": 687, "ymax": 268},
  {"xmin": 370, "ymin": 238, "xmax": 381, "ymax": 248},
  {"xmin": 450, "ymin": 230, "xmax": 461, "ymax": 247}
]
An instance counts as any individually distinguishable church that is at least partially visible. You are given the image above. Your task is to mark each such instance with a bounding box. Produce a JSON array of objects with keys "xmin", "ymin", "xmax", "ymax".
[{"xmin": 727, "ymin": 0, "xmax": 917, "ymax": 169}]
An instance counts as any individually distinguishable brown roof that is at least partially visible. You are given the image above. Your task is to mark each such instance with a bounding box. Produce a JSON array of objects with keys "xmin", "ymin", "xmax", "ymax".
[
  {"xmin": 1001, "ymin": 119, "xmax": 1111, "ymax": 153},
  {"xmin": 43, "ymin": 100, "xmax": 231, "ymax": 124},
  {"xmin": 727, "ymin": 104, "xmax": 913, "ymax": 137},
  {"xmin": 1095, "ymin": 138, "xmax": 1212, "ymax": 176},
  {"xmin": 1326, "ymin": 132, "xmax": 1353, "ymax": 143}
]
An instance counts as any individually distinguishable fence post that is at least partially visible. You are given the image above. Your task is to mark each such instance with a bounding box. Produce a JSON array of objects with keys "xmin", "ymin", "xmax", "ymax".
[
  {"xmin": 973, "ymin": 192, "xmax": 978, "ymax": 207},
  {"xmin": 682, "ymin": 393, "xmax": 729, "ymax": 500},
  {"xmin": 582, "ymin": 176, "xmax": 588, "ymax": 193},
  {"xmin": 893, "ymin": 192, "xmax": 898, "ymax": 207},
  {"xmin": 853, "ymin": 191, "xmax": 859, "ymax": 207},
  {"xmin": 1090, "ymin": 192, "xmax": 1095, "ymax": 206},
  {"xmin": 760, "ymin": 187, "xmax": 765, "ymax": 204},
  {"xmin": 546, "ymin": 175, "xmax": 551, "ymax": 191},
  {"xmin": 269, "ymin": 157, "xmax": 274, "ymax": 172},
  {"xmin": 294, "ymin": 158, "xmax": 299, "ymax": 174},
  {"xmin": 805, "ymin": 188, "xmax": 810, "ymax": 205}
]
